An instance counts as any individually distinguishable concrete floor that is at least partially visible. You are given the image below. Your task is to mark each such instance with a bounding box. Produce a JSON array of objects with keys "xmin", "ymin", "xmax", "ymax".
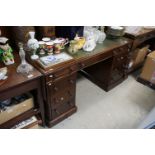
[{"xmin": 51, "ymin": 72, "xmax": 155, "ymax": 129}]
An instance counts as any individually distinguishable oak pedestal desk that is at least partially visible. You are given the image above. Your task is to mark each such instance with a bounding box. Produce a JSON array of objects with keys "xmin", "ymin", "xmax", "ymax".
[
  {"xmin": 0, "ymin": 53, "xmax": 45, "ymax": 129},
  {"xmin": 29, "ymin": 37, "xmax": 132, "ymax": 127}
]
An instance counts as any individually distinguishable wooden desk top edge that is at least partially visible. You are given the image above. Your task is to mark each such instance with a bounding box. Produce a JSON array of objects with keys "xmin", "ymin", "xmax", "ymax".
[{"xmin": 28, "ymin": 37, "xmax": 132, "ymax": 75}]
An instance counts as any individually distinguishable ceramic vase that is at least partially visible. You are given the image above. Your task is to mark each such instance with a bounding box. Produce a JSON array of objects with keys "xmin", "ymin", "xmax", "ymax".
[{"xmin": 27, "ymin": 31, "xmax": 39, "ymax": 60}]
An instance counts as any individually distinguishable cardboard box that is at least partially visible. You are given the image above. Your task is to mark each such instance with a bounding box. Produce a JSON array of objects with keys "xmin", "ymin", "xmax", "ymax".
[
  {"xmin": 140, "ymin": 51, "xmax": 155, "ymax": 84},
  {"xmin": 0, "ymin": 94, "xmax": 34, "ymax": 125},
  {"xmin": 132, "ymin": 45, "xmax": 149, "ymax": 67}
]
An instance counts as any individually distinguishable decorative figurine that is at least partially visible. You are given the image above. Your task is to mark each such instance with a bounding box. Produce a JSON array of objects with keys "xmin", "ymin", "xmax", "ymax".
[
  {"xmin": 74, "ymin": 34, "xmax": 86, "ymax": 49},
  {"xmin": 68, "ymin": 40, "xmax": 79, "ymax": 54},
  {"xmin": 83, "ymin": 33, "xmax": 96, "ymax": 52},
  {"xmin": 68, "ymin": 35, "xmax": 86, "ymax": 54},
  {"xmin": 17, "ymin": 42, "xmax": 33, "ymax": 74},
  {"xmin": 27, "ymin": 31, "xmax": 39, "ymax": 60},
  {"xmin": 0, "ymin": 37, "xmax": 14, "ymax": 65}
]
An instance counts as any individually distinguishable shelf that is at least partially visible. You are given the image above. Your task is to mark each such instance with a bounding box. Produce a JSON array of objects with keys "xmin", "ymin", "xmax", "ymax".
[{"xmin": 0, "ymin": 108, "xmax": 40, "ymax": 129}]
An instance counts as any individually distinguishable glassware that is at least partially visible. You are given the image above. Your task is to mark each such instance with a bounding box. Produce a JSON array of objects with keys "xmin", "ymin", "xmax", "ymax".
[
  {"xmin": 97, "ymin": 31, "xmax": 106, "ymax": 44},
  {"xmin": 17, "ymin": 42, "xmax": 33, "ymax": 74}
]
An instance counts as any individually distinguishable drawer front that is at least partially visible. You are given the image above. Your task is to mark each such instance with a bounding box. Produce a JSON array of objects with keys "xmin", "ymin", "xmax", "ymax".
[
  {"xmin": 47, "ymin": 73, "xmax": 76, "ymax": 94},
  {"xmin": 78, "ymin": 52, "xmax": 112, "ymax": 70},
  {"xmin": 113, "ymin": 53, "xmax": 128, "ymax": 68},
  {"xmin": 113, "ymin": 45, "xmax": 129, "ymax": 56},
  {"xmin": 50, "ymin": 88, "xmax": 75, "ymax": 108},
  {"xmin": 110, "ymin": 65, "xmax": 125, "ymax": 84},
  {"xmin": 46, "ymin": 64, "xmax": 78, "ymax": 82},
  {"xmin": 51, "ymin": 100, "xmax": 75, "ymax": 119},
  {"xmin": 46, "ymin": 73, "xmax": 76, "ymax": 108}
]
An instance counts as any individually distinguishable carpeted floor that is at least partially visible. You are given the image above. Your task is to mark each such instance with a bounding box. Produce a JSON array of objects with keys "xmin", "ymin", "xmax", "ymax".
[{"xmin": 51, "ymin": 72, "xmax": 155, "ymax": 129}]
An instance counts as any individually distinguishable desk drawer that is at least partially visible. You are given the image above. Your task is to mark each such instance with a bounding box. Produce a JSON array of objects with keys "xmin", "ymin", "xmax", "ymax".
[
  {"xmin": 113, "ymin": 45, "xmax": 129, "ymax": 56},
  {"xmin": 51, "ymin": 99, "xmax": 75, "ymax": 119},
  {"xmin": 110, "ymin": 67, "xmax": 125, "ymax": 84},
  {"xmin": 78, "ymin": 53, "xmax": 111, "ymax": 70},
  {"xmin": 51, "ymin": 89, "xmax": 75, "ymax": 108},
  {"xmin": 46, "ymin": 73, "xmax": 76, "ymax": 94},
  {"xmin": 46, "ymin": 73, "xmax": 76, "ymax": 108},
  {"xmin": 113, "ymin": 53, "xmax": 128, "ymax": 68},
  {"xmin": 46, "ymin": 64, "xmax": 78, "ymax": 82}
]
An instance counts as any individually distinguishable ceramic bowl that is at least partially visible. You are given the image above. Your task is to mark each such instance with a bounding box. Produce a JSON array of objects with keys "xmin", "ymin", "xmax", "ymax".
[{"xmin": 42, "ymin": 37, "xmax": 51, "ymax": 42}]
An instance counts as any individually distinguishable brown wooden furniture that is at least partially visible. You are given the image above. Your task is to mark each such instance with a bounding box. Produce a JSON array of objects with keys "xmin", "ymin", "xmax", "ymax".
[
  {"xmin": 75, "ymin": 38, "xmax": 132, "ymax": 91},
  {"xmin": 29, "ymin": 58, "xmax": 78, "ymax": 127},
  {"xmin": 125, "ymin": 28, "xmax": 155, "ymax": 73},
  {"xmin": 35, "ymin": 26, "xmax": 55, "ymax": 40},
  {"xmin": 137, "ymin": 77, "xmax": 155, "ymax": 90},
  {"xmin": 0, "ymin": 53, "xmax": 44, "ymax": 129},
  {"xmin": 29, "ymin": 37, "xmax": 132, "ymax": 127}
]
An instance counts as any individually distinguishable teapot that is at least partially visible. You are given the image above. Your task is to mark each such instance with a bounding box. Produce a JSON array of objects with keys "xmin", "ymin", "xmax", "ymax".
[
  {"xmin": 68, "ymin": 35, "xmax": 86, "ymax": 54},
  {"xmin": 74, "ymin": 35, "xmax": 86, "ymax": 49},
  {"xmin": 68, "ymin": 40, "xmax": 79, "ymax": 54}
]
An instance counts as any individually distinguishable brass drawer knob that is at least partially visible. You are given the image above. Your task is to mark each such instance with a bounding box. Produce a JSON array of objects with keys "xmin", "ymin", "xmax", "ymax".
[
  {"xmin": 49, "ymin": 75, "xmax": 53, "ymax": 78},
  {"xmin": 121, "ymin": 56, "xmax": 124, "ymax": 60},
  {"xmin": 48, "ymin": 83, "xmax": 52, "ymax": 86},
  {"xmin": 60, "ymin": 97, "xmax": 64, "ymax": 101}
]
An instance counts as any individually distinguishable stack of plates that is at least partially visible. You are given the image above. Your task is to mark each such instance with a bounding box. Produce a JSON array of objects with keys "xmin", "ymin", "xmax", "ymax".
[{"xmin": 106, "ymin": 26, "xmax": 125, "ymax": 39}]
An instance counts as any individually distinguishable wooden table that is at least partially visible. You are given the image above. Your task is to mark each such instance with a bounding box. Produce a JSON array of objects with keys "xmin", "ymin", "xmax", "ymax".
[
  {"xmin": 0, "ymin": 53, "xmax": 45, "ymax": 128},
  {"xmin": 125, "ymin": 27, "xmax": 155, "ymax": 73},
  {"xmin": 29, "ymin": 37, "xmax": 132, "ymax": 127}
]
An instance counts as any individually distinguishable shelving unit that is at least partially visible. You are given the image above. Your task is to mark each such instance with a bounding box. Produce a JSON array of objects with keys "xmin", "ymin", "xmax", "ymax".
[{"xmin": 0, "ymin": 53, "xmax": 44, "ymax": 129}]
